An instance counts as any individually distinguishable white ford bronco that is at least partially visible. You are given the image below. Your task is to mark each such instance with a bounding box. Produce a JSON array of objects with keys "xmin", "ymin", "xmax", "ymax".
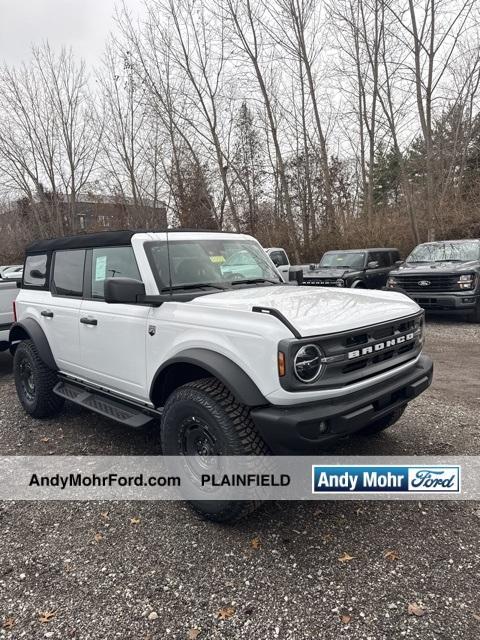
[{"xmin": 10, "ymin": 230, "xmax": 433, "ymax": 521}]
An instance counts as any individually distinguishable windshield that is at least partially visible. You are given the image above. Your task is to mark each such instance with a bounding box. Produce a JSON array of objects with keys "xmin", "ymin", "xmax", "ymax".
[
  {"xmin": 407, "ymin": 241, "xmax": 480, "ymax": 263},
  {"xmin": 319, "ymin": 252, "xmax": 365, "ymax": 269},
  {"xmin": 146, "ymin": 238, "xmax": 282, "ymax": 289}
]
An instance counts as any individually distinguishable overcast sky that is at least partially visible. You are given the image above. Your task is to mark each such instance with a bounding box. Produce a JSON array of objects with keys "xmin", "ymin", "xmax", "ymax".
[{"xmin": 0, "ymin": 0, "xmax": 144, "ymax": 68}]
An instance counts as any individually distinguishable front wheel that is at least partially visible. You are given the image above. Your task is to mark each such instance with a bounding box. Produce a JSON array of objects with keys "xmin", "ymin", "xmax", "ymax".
[
  {"xmin": 13, "ymin": 340, "xmax": 64, "ymax": 418},
  {"xmin": 161, "ymin": 377, "xmax": 269, "ymax": 523},
  {"xmin": 359, "ymin": 406, "xmax": 406, "ymax": 436}
]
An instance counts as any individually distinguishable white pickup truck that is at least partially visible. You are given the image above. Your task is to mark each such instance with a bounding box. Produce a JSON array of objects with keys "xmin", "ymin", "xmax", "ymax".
[
  {"xmin": 0, "ymin": 280, "xmax": 18, "ymax": 352},
  {"xmin": 10, "ymin": 230, "xmax": 433, "ymax": 521}
]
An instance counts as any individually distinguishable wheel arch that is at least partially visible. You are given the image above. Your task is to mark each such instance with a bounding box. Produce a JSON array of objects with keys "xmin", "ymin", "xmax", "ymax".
[
  {"xmin": 9, "ymin": 319, "xmax": 57, "ymax": 371},
  {"xmin": 150, "ymin": 349, "xmax": 267, "ymax": 408}
]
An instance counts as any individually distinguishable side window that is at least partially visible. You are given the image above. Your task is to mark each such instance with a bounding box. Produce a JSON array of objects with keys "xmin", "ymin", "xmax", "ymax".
[
  {"xmin": 23, "ymin": 254, "xmax": 48, "ymax": 288},
  {"xmin": 52, "ymin": 250, "xmax": 86, "ymax": 297},
  {"xmin": 270, "ymin": 250, "xmax": 289, "ymax": 267},
  {"xmin": 369, "ymin": 251, "xmax": 389, "ymax": 268},
  {"xmin": 390, "ymin": 250, "xmax": 401, "ymax": 265},
  {"xmin": 91, "ymin": 247, "xmax": 141, "ymax": 299}
]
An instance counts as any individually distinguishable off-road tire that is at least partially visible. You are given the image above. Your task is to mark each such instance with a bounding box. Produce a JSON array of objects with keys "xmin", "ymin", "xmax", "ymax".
[
  {"xmin": 360, "ymin": 406, "xmax": 406, "ymax": 436},
  {"xmin": 13, "ymin": 339, "xmax": 64, "ymax": 418},
  {"xmin": 161, "ymin": 377, "xmax": 269, "ymax": 523}
]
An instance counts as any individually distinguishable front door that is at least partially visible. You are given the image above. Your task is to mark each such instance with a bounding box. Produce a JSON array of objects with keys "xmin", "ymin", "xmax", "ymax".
[{"xmin": 78, "ymin": 246, "xmax": 150, "ymax": 401}]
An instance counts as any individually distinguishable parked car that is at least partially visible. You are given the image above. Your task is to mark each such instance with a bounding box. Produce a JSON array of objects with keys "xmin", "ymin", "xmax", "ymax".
[
  {"xmin": 10, "ymin": 230, "xmax": 432, "ymax": 521},
  {"xmin": 387, "ymin": 238, "xmax": 480, "ymax": 322},
  {"xmin": 302, "ymin": 248, "xmax": 401, "ymax": 289},
  {"xmin": 0, "ymin": 280, "xmax": 18, "ymax": 351},
  {"xmin": 0, "ymin": 265, "xmax": 23, "ymax": 280},
  {"xmin": 265, "ymin": 247, "xmax": 290, "ymax": 280}
]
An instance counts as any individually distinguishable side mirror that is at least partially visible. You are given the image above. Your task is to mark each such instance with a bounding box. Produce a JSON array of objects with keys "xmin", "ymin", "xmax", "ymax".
[
  {"xmin": 309, "ymin": 263, "xmax": 317, "ymax": 271},
  {"xmin": 289, "ymin": 266, "xmax": 304, "ymax": 285},
  {"xmin": 104, "ymin": 277, "xmax": 145, "ymax": 304},
  {"xmin": 30, "ymin": 269, "xmax": 45, "ymax": 279},
  {"xmin": 394, "ymin": 260, "xmax": 403, "ymax": 267},
  {"xmin": 367, "ymin": 261, "xmax": 379, "ymax": 269}
]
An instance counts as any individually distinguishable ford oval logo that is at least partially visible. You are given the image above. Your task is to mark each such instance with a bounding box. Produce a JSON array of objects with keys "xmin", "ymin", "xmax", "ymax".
[{"xmin": 418, "ymin": 280, "xmax": 431, "ymax": 286}]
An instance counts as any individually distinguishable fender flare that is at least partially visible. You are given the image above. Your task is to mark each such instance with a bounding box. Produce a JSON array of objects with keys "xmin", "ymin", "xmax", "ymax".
[
  {"xmin": 150, "ymin": 348, "xmax": 267, "ymax": 407},
  {"xmin": 350, "ymin": 279, "xmax": 366, "ymax": 288},
  {"xmin": 9, "ymin": 319, "xmax": 58, "ymax": 370}
]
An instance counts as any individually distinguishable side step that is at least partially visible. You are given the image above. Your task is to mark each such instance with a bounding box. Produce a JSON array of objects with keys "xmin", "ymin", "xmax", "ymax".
[{"xmin": 54, "ymin": 381, "xmax": 155, "ymax": 428}]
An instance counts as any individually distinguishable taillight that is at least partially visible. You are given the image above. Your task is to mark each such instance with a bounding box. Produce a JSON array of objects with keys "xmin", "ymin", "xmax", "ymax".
[{"xmin": 13, "ymin": 300, "xmax": 17, "ymax": 322}]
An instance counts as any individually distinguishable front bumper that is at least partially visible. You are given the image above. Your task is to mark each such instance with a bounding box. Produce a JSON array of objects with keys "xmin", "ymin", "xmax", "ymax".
[
  {"xmin": 251, "ymin": 355, "xmax": 433, "ymax": 453},
  {"xmin": 408, "ymin": 291, "xmax": 479, "ymax": 311}
]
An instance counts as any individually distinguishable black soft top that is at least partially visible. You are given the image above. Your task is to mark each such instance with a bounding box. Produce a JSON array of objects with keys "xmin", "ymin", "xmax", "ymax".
[{"xmin": 26, "ymin": 228, "xmax": 232, "ymax": 254}]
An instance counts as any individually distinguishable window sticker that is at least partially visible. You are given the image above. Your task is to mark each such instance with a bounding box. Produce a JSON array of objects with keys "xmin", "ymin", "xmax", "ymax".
[{"xmin": 95, "ymin": 256, "xmax": 107, "ymax": 281}]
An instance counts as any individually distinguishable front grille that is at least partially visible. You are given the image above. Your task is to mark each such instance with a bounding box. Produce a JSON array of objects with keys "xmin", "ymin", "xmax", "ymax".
[
  {"xmin": 280, "ymin": 312, "xmax": 424, "ymax": 391},
  {"xmin": 395, "ymin": 274, "xmax": 463, "ymax": 292},
  {"xmin": 302, "ymin": 277, "xmax": 336, "ymax": 287}
]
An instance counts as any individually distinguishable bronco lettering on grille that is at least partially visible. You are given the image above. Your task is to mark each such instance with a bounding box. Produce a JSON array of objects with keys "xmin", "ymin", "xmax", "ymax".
[{"xmin": 347, "ymin": 332, "xmax": 415, "ymax": 360}]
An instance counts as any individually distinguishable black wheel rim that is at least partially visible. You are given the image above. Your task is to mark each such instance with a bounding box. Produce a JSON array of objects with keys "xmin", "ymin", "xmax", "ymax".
[
  {"xmin": 19, "ymin": 356, "xmax": 36, "ymax": 401},
  {"xmin": 179, "ymin": 415, "xmax": 221, "ymax": 481}
]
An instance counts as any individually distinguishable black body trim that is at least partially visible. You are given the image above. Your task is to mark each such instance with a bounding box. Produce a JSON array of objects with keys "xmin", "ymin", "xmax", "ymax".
[
  {"xmin": 151, "ymin": 349, "xmax": 267, "ymax": 407},
  {"xmin": 0, "ymin": 322, "xmax": 13, "ymax": 332},
  {"xmin": 9, "ymin": 319, "xmax": 57, "ymax": 370},
  {"xmin": 251, "ymin": 355, "xmax": 433, "ymax": 453},
  {"xmin": 252, "ymin": 306, "xmax": 301, "ymax": 338}
]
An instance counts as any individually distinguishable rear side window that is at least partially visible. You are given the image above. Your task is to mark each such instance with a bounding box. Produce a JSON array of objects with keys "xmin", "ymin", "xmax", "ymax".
[
  {"xmin": 91, "ymin": 246, "xmax": 140, "ymax": 299},
  {"xmin": 390, "ymin": 250, "xmax": 401, "ymax": 264},
  {"xmin": 52, "ymin": 250, "xmax": 86, "ymax": 297},
  {"xmin": 369, "ymin": 251, "xmax": 389, "ymax": 267},
  {"xmin": 23, "ymin": 254, "xmax": 48, "ymax": 288}
]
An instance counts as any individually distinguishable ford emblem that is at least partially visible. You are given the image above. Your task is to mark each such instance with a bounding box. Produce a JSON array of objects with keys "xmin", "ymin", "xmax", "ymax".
[{"xmin": 418, "ymin": 280, "xmax": 430, "ymax": 286}]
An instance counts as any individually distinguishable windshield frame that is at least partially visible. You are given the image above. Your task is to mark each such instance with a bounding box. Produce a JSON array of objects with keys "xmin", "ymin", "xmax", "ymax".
[
  {"xmin": 406, "ymin": 241, "xmax": 480, "ymax": 264},
  {"xmin": 144, "ymin": 238, "xmax": 283, "ymax": 292}
]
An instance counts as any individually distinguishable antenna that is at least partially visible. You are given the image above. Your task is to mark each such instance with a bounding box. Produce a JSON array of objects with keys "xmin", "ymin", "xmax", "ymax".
[{"xmin": 165, "ymin": 223, "xmax": 173, "ymax": 295}]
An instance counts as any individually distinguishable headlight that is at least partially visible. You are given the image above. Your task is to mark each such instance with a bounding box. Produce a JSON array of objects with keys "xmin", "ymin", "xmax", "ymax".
[
  {"xmin": 294, "ymin": 344, "xmax": 323, "ymax": 383},
  {"xmin": 335, "ymin": 278, "xmax": 345, "ymax": 287},
  {"xmin": 387, "ymin": 277, "xmax": 397, "ymax": 288},
  {"xmin": 458, "ymin": 274, "xmax": 475, "ymax": 290}
]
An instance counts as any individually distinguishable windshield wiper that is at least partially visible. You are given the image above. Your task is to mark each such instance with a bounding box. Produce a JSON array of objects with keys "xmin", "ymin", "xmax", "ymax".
[
  {"xmin": 161, "ymin": 283, "xmax": 227, "ymax": 292},
  {"xmin": 230, "ymin": 278, "xmax": 281, "ymax": 286},
  {"xmin": 434, "ymin": 259, "xmax": 463, "ymax": 262}
]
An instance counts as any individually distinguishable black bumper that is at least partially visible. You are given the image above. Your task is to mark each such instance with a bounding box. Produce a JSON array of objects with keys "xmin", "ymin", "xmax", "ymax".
[
  {"xmin": 410, "ymin": 292, "xmax": 479, "ymax": 311},
  {"xmin": 251, "ymin": 355, "xmax": 433, "ymax": 453}
]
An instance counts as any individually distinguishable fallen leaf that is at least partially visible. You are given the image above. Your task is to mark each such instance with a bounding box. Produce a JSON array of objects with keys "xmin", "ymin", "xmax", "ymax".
[
  {"xmin": 407, "ymin": 602, "xmax": 425, "ymax": 617},
  {"xmin": 38, "ymin": 611, "xmax": 56, "ymax": 623},
  {"xmin": 40, "ymin": 437, "xmax": 50, "ymax": 443},
  {"xmin": 93, "ymin": 532, "xmax": 103, "ymax": 543},
  {"xmin": 250, "ymin": 536, "xmax": 261, "ymax": 549},
  {"xmin": 473, "ymin": 613, "xmax": 480, "ymax": 621},
  {"xmin": 187, "ymin": 629, "xmax": 201, "ymax": 639},
  {"xmin": 338, "ymin": 552, "xmax": 354, "ymax": 563},
  {"xmin": 2, "ymin": 617, "xmax": 15, "ymax": 630},
  {"xmin": 130, "ymin": 517, "xmax": 141, "ymax": 525},
  {"xmin": 100, "ymin": 511, "xmax": 109, "ymax": 520},
  {"xmin": 340, "ymin": 614, "xmax": 351, "ymax": 624},
  {"xmin": 384, "ymin": 549, "xmax": 399, "ymax": 562},
  {"xmin": 217, "ymin": 606, "xmax": 235, "ymax": 620}
]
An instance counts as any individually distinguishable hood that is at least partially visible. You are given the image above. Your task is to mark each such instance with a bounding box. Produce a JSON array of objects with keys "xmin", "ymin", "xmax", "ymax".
[
  {"xmin": 189, "ymin": 285, "xmax": 419, "ymax": 337},
  {"xmin": 302, "ymin": 267, "xmax": 354, "ymax": 279},
  {"xmin": 391, "ymin": 260, "xmax": 480, "ymax": 275}
]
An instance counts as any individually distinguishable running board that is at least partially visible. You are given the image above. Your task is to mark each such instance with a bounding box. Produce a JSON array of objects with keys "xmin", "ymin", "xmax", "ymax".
[{"xmin": 54, "ymin": 381, "xmax": 155, "ymax": 428}]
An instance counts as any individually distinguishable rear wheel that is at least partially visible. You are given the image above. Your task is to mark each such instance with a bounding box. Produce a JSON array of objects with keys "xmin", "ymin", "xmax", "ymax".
[
  {"xmin": 359, "ymin": 406, "xmax": 406, "ymax": 436},
  {"xmin": 13, "ymin": 340, "xmax": 64, "ymax": 418},
  {"xmin": 161, "ymin": 377, "xmax": 269, "ymax": 523}
]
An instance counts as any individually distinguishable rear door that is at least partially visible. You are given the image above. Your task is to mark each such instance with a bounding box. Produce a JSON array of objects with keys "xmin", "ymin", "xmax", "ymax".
[
  {"xmin": 78, "ymin": 246, "xmax": 150, "ymax": 401},
  {"xmin": 365, "ymin": 251, "xmax": 391, "ymax": 288}
]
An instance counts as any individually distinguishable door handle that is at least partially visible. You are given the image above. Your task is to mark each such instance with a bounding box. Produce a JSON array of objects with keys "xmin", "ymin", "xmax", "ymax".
[
  {"xmin": 80, "ymin": 317, "xmax": 98, "ymax": 326},
  {"xmin": 41, "ymin": 310, "xmax": 54, "ymax": 318}
]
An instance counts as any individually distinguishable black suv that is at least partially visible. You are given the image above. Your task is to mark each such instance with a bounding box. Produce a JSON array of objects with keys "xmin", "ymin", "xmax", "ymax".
[
  {"xmin": 387, "ymin": 239, "xmax": 480, "ymax": 322},
  {"xmin": 301, "ymin": 248, "xmax": 401, "ymax": 289}
]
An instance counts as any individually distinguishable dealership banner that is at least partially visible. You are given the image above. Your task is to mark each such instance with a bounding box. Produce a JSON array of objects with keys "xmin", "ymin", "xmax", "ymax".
[{"xmin": 0, "ymin": 456, "xmax": 478, "ymax": 500}]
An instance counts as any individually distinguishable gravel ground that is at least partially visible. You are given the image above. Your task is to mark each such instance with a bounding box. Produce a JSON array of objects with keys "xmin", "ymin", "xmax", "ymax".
[{"xmin": 0, "ymin": 315, "xmax": 479, "ymax": 639}]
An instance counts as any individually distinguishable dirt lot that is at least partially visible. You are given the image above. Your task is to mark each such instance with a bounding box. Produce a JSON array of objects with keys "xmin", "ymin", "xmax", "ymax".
[{"xmin": 0, "ymin": 316, "xmax": 479, "ymax": 639}]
